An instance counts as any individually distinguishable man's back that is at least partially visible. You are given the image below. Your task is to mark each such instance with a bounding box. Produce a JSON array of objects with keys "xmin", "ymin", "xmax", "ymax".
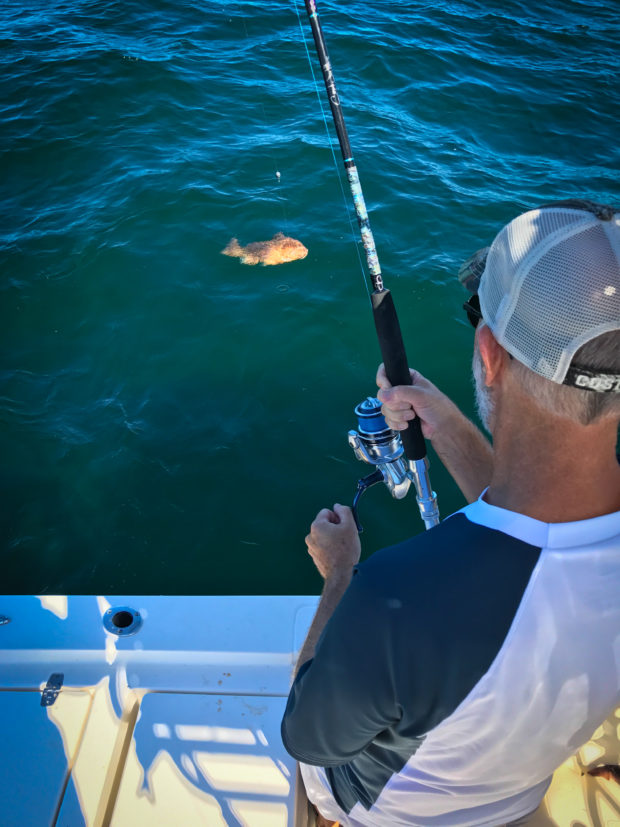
[
  {"xmin": 283, "ymin": 498, "xmax": 620, "ymax": 826},
  {"xmin": 287, "ymin": 201, "xmax": 620, "ymax": 826}
]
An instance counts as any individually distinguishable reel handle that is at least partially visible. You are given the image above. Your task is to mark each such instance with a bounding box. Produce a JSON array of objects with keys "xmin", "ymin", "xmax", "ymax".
[
  {"xmin": 352, "ymin": 469, "xmax": 384, "ymax": 533},
  {"xmin": 371, "ymin": 289, "xmax": 426, "ymax": 461}
]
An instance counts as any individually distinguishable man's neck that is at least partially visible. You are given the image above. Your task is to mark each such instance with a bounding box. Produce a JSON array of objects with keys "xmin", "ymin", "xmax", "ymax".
[{"xmin": 485, "ymin": 399, "xmax": 620, "ymax": 523}]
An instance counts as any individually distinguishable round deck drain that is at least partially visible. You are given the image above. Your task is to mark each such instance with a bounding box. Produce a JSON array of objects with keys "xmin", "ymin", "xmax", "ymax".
[{"xmin": 103, "ymin": 606, "xmax": 142, "ymax": 636}]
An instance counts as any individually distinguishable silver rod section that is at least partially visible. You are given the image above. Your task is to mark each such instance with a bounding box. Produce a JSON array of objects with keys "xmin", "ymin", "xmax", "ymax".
[{"xmin": 408, "ymin": 459, "xmax": 440, "ymax": 529}]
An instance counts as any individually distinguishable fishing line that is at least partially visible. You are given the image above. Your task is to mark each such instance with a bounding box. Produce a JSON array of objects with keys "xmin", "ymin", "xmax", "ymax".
[
  {"xmin": 291, "ymin": 0, "xmax": 370, "ymax": 299},
  {"xmin": 240, "ymin": 15, "xmax": 290, "ymax": 232}
]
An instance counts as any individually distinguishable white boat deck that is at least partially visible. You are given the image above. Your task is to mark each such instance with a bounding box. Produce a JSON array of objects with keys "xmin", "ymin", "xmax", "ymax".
[{"xmin": 0, "ymin": 595, "xmax": 618, "ymax": 826}]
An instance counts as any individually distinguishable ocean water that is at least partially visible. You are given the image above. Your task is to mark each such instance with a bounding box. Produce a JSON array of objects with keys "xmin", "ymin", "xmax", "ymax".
[{"xmin": 1, "ymin": 0, "xmax": 618, "ymax": 594}]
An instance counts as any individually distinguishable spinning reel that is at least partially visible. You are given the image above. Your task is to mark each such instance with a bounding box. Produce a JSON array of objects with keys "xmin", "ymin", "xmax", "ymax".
[{"xmin": 348, "ymin": 397, "xmax": 439, "ymax": 532}]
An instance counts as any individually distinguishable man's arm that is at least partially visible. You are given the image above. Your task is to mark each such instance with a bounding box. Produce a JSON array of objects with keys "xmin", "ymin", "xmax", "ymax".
[
  {"xmin": 295, "ymin": 505, "xmax": 359, "ymax": 676},
  {"xmin": 376, "ymin": 364, "xmax": 493, "ymax": 502},
  {"xmin": 295, "ymin": 572, "xmax": 352, "ymax": 676},
  {"xmin": 283, "ymin": 505, "xmax": 402, "ymax": 767}
]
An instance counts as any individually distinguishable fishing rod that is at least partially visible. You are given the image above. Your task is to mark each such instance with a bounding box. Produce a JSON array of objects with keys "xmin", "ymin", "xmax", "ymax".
[{"xmin": 302, "ymin": 0, "xmax": 440, "ymax": 531}]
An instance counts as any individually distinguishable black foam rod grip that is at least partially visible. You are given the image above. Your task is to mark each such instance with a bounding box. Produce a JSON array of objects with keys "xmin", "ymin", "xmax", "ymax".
[{"xmin": 371, "ymin": 289, "xmax": 427, "ymax": 461}]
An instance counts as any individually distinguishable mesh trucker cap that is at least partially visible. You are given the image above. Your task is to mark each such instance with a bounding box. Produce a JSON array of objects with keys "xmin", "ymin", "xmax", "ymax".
[{"xmin": 458, "ymin": 199, "xmax": 620, "ymax": 392}]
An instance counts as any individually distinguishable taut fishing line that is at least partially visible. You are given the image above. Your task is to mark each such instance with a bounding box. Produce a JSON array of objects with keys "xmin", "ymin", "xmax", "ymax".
[
  {"xmin": 291, "ymin": 0, "xmax": 371, "ymax": 300},
  {"xmin": 240, "ymin": 15, "xmax": 290, "ymax": 232}
]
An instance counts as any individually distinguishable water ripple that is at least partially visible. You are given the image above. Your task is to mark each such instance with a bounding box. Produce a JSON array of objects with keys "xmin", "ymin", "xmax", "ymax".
[{"xmin": 1, "ymin": 0, "xmax": 619, "ymax": 592}]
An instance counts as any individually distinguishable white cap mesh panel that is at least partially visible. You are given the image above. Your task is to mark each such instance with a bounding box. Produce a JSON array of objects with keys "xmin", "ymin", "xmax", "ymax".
[{"xmin": 479, "ymin": 208, "xmax": 620, "ymax": 383}]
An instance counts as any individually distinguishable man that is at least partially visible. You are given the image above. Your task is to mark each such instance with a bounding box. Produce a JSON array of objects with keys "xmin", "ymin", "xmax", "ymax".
[{"xmin": 281, "ymin": 200, "xmax": 620, "ymax": 826}]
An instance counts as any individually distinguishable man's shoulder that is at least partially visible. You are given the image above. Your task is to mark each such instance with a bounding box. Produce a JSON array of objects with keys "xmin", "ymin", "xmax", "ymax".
[
  {"xmin": 352, "ymin": 512, "xmax": 544, "ymax": 641},
  {"xmin": 361, "ymin": 511, "xmax": 540, "ymax": 580}
]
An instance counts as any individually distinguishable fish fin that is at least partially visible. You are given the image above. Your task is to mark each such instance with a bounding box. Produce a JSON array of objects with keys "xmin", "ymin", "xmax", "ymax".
[
  {"xmin": 221, "ymin": 238, "xmax": 242, "ymax": 257},
  {"xmin": 241, "ymin": 252, "xmax": 260, "ymax": 265},
  {"xmin": 261, "ymin": 248, "xmax": 279, "ymax": 265},
  {"xmin": 273, "ymin": 231, "xmax": 285, "ymax": 240}
]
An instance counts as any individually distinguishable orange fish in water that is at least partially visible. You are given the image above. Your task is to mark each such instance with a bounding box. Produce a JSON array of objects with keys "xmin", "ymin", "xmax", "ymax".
[{"xmin": 221, "ymin": 232, "xmax": 308, "ymax": 266}]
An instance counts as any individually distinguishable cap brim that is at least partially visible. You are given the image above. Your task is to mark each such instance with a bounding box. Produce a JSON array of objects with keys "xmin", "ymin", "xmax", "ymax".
[{"xmin": 458, "ymin": 247, "xmax": 489, "ymax": 294}]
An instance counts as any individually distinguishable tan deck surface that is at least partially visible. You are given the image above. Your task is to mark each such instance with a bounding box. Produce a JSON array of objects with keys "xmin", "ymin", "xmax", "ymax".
[{"xmin": 45, "ymin": 681, "xmax": 619, "ymax": 825}]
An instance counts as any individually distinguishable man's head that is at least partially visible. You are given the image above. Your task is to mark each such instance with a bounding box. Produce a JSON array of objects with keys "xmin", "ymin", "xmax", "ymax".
[{"xmin": 461, "ymin": 199, "xmax": 620, "ymax": 427}]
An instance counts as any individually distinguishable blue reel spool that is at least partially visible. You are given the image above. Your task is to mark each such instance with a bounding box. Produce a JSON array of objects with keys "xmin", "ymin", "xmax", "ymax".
[{"xmin": 354, "ymin": 397, "xmax": 389, "ymax": 435}]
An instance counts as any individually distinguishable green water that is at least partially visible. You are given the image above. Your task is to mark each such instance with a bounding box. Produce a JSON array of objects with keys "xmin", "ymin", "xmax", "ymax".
[{"xmin": 1, "ymin": 0, "xmax": 619, "ymax": 594}]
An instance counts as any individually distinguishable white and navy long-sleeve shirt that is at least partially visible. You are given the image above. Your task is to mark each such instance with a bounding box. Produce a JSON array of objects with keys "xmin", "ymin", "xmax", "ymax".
[{"xmin": 281, "ymin": 496, "xmax": 620, "ymax": 827}]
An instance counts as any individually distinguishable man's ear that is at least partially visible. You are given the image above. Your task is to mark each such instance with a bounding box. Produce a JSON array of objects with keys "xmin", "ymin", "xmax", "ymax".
[{"xmin": 476, "ymin": 324, "xmax": 507, "ymax": 386}]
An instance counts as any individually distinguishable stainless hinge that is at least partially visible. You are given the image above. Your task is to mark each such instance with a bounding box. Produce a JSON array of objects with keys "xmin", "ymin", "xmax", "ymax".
[{"xmin": 41, "ymin": 672, "xmax": 64, "ymax": 707}]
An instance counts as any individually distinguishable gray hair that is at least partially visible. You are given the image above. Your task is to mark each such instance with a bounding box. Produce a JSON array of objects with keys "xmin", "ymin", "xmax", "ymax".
[{"xmin": 509, "ymin": 329, "xmax": 620, "ymax": 425}]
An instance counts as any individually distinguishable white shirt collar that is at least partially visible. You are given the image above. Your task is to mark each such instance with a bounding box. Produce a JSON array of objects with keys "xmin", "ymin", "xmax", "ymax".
[{"xmin": 456, "ymin": 488, "xmax": 620, "ymax": 550}]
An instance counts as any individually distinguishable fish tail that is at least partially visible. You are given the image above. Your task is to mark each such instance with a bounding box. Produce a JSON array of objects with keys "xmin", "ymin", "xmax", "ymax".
[{"xmin": 221, "ymin": 238, "xmax": 242, "ymax": 257}]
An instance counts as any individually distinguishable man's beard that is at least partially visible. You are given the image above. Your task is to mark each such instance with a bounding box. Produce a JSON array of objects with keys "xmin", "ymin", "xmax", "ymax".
[{"xmin": 473, "ymin": 345, "xmax": 494, "ymax": 431}]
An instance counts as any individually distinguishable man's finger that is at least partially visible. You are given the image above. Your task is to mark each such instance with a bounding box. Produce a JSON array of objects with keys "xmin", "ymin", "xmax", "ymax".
[
  {"xmin": 383, "ymin": 406, "xmax": 416, "ymax": 420},
  {"xmin": 385, "ymin": 420, "xmax": 408, "ymax": 432},
  {"xmin": 378, "ymin": 397, "xmax": 416, "ymax": 414},
  {"xmin": 376, "ymin": 363, "xmax": 391, "ymax": 390},
  {"xmin": 384, "ymin": 417, "xmax": 409, "ymax": 430},
  {"xmin": 326, "ymin": 507, "xmax": 341, "ymax": 525},
  {"xmin": 313, "ymin": 508, "xmax": 335, "ymax": 527},
  {"xmin": 333, "ymin": 503, "xmax": 355, "ymax": 527}
]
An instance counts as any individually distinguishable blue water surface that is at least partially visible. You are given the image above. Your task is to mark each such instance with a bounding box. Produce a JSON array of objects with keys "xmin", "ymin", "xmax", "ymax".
[{"xmin": 1, "ymin": 0, "xmax": 619, "ymax": 593}]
